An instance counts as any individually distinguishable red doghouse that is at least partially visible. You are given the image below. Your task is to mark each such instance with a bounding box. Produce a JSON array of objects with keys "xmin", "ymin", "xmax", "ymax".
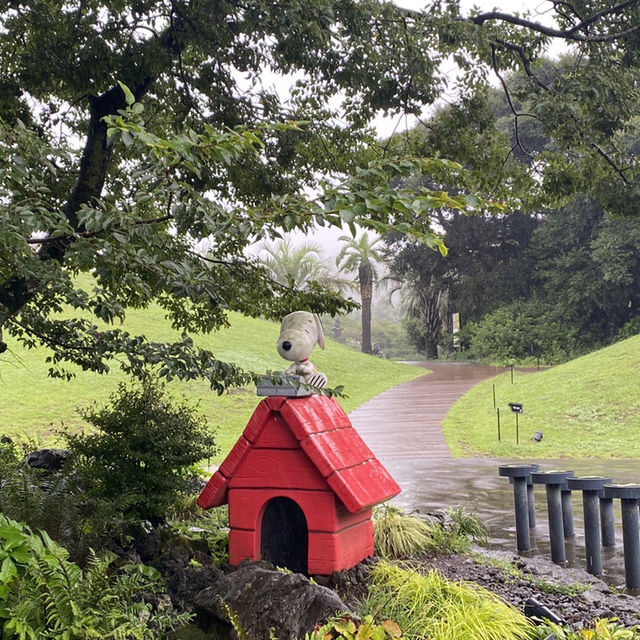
[{"xmin": 198, "ymin": 394, "xmax": 400, "ymax": 575}]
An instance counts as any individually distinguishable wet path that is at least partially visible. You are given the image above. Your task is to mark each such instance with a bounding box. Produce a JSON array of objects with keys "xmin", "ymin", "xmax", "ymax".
[
  {"xmin": 349, "ymin": 361, "xmax": 502, "ymax": 461},
  {"xmin": 348, "ymin": 361, "xmax": 640, "ymax": 585}
]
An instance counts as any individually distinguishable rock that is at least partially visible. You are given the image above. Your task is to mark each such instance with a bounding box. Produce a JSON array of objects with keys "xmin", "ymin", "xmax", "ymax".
[
  {"xmin": 26, "ymin": 448, "xmax": 70, "ymax": 471},
  {"xmin": 153, "ymin": 546, "xmax": 224, "ymax": 613},
  {"xmin": 169, "ymin": 623, "xmax": 217, "ymax": 640},
  {"xmin": 194, "ymin": 564, "xmax": 351, "ymax": 640},
  {"xmin": 126, "ymin": 521, "xmax": 161, "ymax": 562}
]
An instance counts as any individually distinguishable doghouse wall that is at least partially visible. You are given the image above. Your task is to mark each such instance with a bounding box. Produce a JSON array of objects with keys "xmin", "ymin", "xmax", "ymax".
[{"xmin": 227, "ymin": 487, "xmax": 373, "ymax": 573}]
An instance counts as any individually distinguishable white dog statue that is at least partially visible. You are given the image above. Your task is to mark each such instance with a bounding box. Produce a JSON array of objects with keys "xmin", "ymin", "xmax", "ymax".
[{"xmin": 276, "ymin": 311, "xmax": 327, "ymax": 388}]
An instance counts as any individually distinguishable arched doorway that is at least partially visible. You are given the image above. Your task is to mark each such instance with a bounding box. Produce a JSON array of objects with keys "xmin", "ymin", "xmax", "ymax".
[{"xmin": 260, "ymin": 497, "xmax": 308, "ymax": 574}]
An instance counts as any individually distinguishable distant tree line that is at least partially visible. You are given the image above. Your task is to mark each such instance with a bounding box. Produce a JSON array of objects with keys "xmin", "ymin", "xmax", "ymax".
[
  {"xmin": 386, "ymin": 199, "xmax": 640, "ymax": 363},
  {"xmin": 384, "ymin": 53, "xmax": 640, "ymax": 363}
]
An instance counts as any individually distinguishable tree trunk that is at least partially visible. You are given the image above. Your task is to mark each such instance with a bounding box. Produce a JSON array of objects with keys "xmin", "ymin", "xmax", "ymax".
[
  {"xmin": 359, "ymin": 264, "xmax": 373, "ymax": 354},
  {"xmin": 425, "ymin": 337, "xmax": 438, "ymax": 359},
  {"xmin": 423, "ymin": 295, "xmax": 441, "ymax": 360},
  {"xmin": 0, "ymin": 81, "xmax": 157, "ymax": 330}
]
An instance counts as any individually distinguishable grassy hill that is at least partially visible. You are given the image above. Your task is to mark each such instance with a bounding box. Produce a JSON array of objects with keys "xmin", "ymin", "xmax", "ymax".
[
  {"xmin": 443, "ymin": 335, "xmax": 640, "ymax": 459},
  {"xmin": 0, "ymin": 307, "xmax": 424, "ymax": 461}
]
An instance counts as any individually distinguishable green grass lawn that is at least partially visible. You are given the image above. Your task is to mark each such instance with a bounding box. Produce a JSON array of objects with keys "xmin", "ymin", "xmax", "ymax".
[
  {"xmin": 0, "ymin": 308, "xmax": 424, "ymax": 461},
  {"xmin": 443, "ymin": 334, "xmax": 640, "ymax": 459}
]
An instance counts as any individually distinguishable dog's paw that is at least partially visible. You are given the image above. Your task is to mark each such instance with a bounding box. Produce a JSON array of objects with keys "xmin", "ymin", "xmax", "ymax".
[{"xmin": 306, "ymin": 372, "xmax": 327, "ymax": 388}]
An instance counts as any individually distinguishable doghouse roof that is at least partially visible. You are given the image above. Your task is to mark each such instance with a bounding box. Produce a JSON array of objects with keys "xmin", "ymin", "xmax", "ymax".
[{"xmin": 198, "ymin": 395, "xmax": 400, "ymax": 513}]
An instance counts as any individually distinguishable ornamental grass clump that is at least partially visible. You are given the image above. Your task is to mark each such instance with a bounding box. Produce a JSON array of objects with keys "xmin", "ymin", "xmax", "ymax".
[
  {"xmin": 362, "ymin": 561, "xmax": 534, "ymax": 640},
  {"xmin": 373, "ymin": 506, "xmax": 434, "ymax": 558},
  {"xmin": 373, "ymin": 505, "xmax": 488, "ymax": 558},
  {"xmin": 446, "ymin": 505, "xmax": 488, "ymax": 545}
]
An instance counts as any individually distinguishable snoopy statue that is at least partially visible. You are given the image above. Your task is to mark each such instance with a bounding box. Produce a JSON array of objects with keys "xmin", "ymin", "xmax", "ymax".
[{"xmin": 257, "ymin": 311, "xmax": 328, "ymax": 396}]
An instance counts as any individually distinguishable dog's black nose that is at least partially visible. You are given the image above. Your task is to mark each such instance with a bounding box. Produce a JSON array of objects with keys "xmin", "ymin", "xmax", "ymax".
[{"xmin": 282, "ymin": 341, "xmax": 292, "ymax": 351}]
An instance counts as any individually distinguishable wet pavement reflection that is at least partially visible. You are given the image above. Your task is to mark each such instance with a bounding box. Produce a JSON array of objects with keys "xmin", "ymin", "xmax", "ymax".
[
  {"xmin": 386, "ymin": 456, "xmax": 640, "ymax": 585},
  {"xmin": 351, "ymin": 362, "xmax": 640, "ymax": 587}
]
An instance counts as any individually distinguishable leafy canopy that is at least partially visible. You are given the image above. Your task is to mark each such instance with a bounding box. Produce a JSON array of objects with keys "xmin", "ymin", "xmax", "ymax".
[{"xmin": 2, "ymin": 0, "xmax": 640, "ymax": 388}]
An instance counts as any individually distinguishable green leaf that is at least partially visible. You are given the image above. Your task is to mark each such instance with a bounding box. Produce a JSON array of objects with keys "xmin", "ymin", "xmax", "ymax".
[
  {"xmin": 118, "ymin": 81, "xmax": 136, "ymax": 107},
  {"xmin": 334, "ymin": 619, "xmax": 357, "ymax": 636},
  {"xmin": 0, "ymin": 558, "xmax": 17, "ymax": 583}
]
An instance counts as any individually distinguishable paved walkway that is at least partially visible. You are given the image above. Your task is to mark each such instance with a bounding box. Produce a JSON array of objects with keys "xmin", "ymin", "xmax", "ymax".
[{"xmin": 348, "ymin": 361, "xmax": 501, "ymax": 463}]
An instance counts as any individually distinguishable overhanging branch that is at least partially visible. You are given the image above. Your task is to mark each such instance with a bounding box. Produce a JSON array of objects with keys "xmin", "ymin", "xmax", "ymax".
[{"xmin": 470, "ymin": 1, "xmax": 640, "ymax": 43}]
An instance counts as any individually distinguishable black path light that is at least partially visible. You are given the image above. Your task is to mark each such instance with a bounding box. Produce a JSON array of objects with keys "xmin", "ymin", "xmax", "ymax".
[
  {"xmin": 603, "ymin": 484, "xmax": 640, "ymax": 590},
  {"xmin": 499, "ymin": 463, "xmax": 540, "ymax": 552},
  {"xmin": 567, "ymin": 476, "xmax": 612, "ymax": 576},
  {"xmin": 531, "ymin": 470, "xmax": 575, "ymax": 564},
  {"xmin": 508, "ymin": 402, "xmax": 524, "ymax": 444}
]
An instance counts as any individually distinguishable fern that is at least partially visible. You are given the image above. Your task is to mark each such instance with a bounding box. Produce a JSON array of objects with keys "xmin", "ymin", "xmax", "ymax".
[{"xmin": 0, "ymin": 515, "xmax": 190, "ymax": 639}]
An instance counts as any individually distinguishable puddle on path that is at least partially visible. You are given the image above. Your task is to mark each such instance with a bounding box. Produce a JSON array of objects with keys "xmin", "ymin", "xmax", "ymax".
[{"xmin": 386, "ymin": 456, "xmax": 640, "ymax": 587}]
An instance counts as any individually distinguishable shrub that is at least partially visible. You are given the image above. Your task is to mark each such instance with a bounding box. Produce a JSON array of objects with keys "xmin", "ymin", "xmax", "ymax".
[
  {"xmin": 362, "ymin": 561, "xmax": 534, "ymax": 640},
  {"xmin": 65, "ymin": 378, "xmax": 217, "ymax": 522},
  {"xmin": 464, "ymin": 300, "xmax": 584, "ymax": 364},
  {"xmin": 0, "ymin": 514, "xmax": 189, "ymax": 639},
  {"xmin": 616, "ymin": 316, "xmax": 640, "ymax": 341}
]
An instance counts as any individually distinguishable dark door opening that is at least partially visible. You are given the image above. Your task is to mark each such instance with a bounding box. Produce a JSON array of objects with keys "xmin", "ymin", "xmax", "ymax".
[{"xmin": 260, "ymin": 497, "xmax": 308, "ymax": 574}]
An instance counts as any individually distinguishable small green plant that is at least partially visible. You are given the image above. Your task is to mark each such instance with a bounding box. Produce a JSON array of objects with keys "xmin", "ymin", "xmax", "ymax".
[
  {"xmin": 219, "ymin": 599, "xmax": 252, "ymax": 640},
  {"xmin": 534, "ymin": 618, "xmax": 640, "ymax": 639},
  {"xmin": 445, "ymin": 506, "xmax": 488, "ymax": 545},
  {"xmin": 65, "ymin": 377, "xmax": 218, "ymax": 522},
  {"xmin": 306, "ymin": 614, "xmax": 402, "ymax": 640},
  {"xmin": 373, "ymin": 506, "xmax": 489, "ymax": 558},
  {"xmin": 528, "ymin": 576, "xmax": 589, "ymax": 598},
  {"xmin": 373, "ymin": 506, "xmax": 434, "ymax": 558},
  {"xmin": 0, "ymin": 514, "xmax": 189, "ymax": 639},
  {"xmin": 361, "ymin": 561, "xmax": 534, "ymax": 640},
  {"xmin": 168, "ymin": 504, "xmax": 229, "ymax": 564},
  {"xmin": 425, "ymin": 521, "xmax": 472, "ymax": 554}
]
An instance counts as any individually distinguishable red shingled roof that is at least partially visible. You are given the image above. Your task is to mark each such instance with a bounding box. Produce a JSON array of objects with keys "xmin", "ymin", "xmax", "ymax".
[{"xmin": 198, "ymin": 395, "xmax": 400, "ymax": 513}]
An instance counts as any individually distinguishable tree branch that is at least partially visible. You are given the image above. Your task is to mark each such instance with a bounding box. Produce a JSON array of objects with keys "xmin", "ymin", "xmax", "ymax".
[
  {"xmin": 591, "ymin": 143, "xmax": 630, "ymax": 184},
  {"xmin": 490, "ymin": 43, "xmax": 538, "ymax": 164},
  {"xmin": 24, "ymin": 214, "xmax": 175, "ymax": 245},
  {"xmin": 469, "ymin": 1, "xmax": 640, "ymax": 43},
  {"xmin": 493, "ymin": 38, "xmax": 550, "ymax": 92},
  {"xmin": 0, "ymin": 20, "xmax": 181, "ymax": 326}
]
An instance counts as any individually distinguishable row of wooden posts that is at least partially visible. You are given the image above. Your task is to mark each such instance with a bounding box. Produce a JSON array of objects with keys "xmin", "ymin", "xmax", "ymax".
[{"xmin": 499, "ymin": 463, "xmax": 640, "ymax": 590}]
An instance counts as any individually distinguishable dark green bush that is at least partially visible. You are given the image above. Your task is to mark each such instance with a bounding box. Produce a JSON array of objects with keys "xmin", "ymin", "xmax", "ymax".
[
  {"xmin": 616, "ymin": 316, "xmax": 640, "ymax": 341},
  {"xmin": 65, "ymin": 378, "xmax": 217, "ymax": 522},
  {"xmin": 464, "ymin": 299, "xmax": 586, "ymax": 364}
]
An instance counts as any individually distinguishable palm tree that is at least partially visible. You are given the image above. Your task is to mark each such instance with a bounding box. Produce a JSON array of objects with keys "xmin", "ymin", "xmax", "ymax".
[
  {"xmin": 393, "ymin": 270, "xmax": 449, "ymax": 359},
  {"xmin": 336, "ymin": 232, "xmax": 384, "ymax": 354},
  {"xmin": 259, "ymin": 237, "xmax": 330, "ymax": 290}
]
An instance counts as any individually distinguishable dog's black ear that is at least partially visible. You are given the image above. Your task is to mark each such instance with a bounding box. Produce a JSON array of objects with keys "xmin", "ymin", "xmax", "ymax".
[{"xmin": 313, "ymin": 313, "xmax": 325, "ymax": 349}]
